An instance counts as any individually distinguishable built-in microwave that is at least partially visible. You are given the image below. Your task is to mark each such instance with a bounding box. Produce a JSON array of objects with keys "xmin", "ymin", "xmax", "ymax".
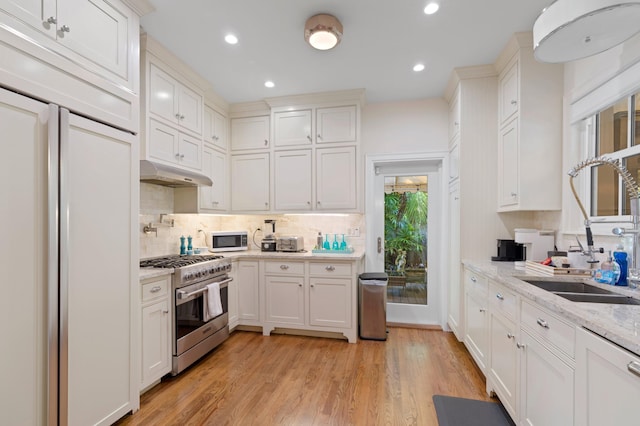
[{"xmin": 211, "ymin": 231, "xmax": 248, "ymax": 252}]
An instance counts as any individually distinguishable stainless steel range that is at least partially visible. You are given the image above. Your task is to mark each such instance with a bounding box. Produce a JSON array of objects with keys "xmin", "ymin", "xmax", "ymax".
[{"xmin": 140, "ymin": 254, "xmax": 232, "ymax": 375}]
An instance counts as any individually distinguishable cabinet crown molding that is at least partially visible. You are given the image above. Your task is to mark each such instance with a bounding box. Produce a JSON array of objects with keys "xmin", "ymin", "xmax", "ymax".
[
  {"xmin": 494, "ymin": 32, "xmax": 534, "ymax": 73},
  {"xmin": 265, "ymin": 88, "xmax": 366, "ymax": 109},
  {"xmin": 229, "ymin": 101, "xmax": 271, "ymax": 118},
  {"xmin": 444, "ymin": 65, "xmax": 497, "ymax": 102},
  {"xmin": 123, "ymin": 0, "xmax": 155, "ymax": 16}
]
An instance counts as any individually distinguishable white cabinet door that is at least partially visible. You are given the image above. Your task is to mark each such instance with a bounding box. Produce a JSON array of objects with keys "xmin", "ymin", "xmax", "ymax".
[
  {"xmin": 449, "ymin": 138, "xmax": 459, "ymax": 182},
  {"xmin": 309, "ymin": 277, "xmax": 351, "ymax": 328},
  {"xmin": 177, "ymin": 131, "xmax": 201, "ymax": 170},
  {"xmin": 464, "ymin": 290, "xmax": 489, "ymax": 372},
  {"xmin": 448, "ymin": 184, "xmax": 461, "ymax": 340},
  {"xmin": 498, "ymin": 119, "xmax": 518, "ymax": 208},
  {"xmin": 147, "ymin": 119, "xmax": 201, "ymax": 170},
  {"xmin": 316, "ymin": 105, "xmax": 356, "ymax": 143},
  {"xmin": 204, "ymin": 105, "xmax": 227, "ymax": 151},
  {"xmin": 227, "ymin": 262, "xmax": 239, "ymax": 329},
  {"xmin": 57, "ymin": 0, "xmax": 131, "ymax": 82},
  {"xmin": 231, "ymin": 153, "xmax": 270, "ymax": 211},
  {"xmin": 231, "ymin": 116, "xmax": 270, "ymax": 150},
  {"xmin": 448, "ymin": 87, "xmax": 460, "ymax": 142},
  {"xmin": 274, "ymin": 149, "xmax": 312, "ymax": 211},
  {"xmin": 237, "ymin": 260, "xmax": 260, "ymax": 323},
  {"xmin": 316, "ymin": 146, "xmax": 356, "ymax": 210},
  {"xmin": 265, "ymin": 275, "xmax": 305, "ymax": 325},
  {"xmin": 575, "ymin": 328, "xmax": 640, "ymax": 426},
  {"xmin": 274, "ymin": 109, "xmax": 312, "ymax": 146},
  {"xmin": 518, "ymin": 329, "xmax": 574, "ymax": 426},
  {"xmin": 488, "ymin": 312, "xmax": 517, "ymax": 418},
  {"xmin": 199, "ymin": 146, "xmax": 227, "ymax": 211},
  {"xmin": 141, "ymin": 299, "xmax": 170, "ymax": 389},
  {"xmin": 499, "ymin": 59, "xmax": 519, "ymax": 125},
  {"xmin": 1, "ymin": 0, "xmax": 56, "ymax": 38},
  {"xmin": 148, "ymin": 63, "xmax": 202, "ymax": 135}
]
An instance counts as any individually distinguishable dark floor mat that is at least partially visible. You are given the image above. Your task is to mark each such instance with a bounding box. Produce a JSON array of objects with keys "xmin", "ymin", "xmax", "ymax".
[{"xmin": 433, "ymin": 395, "xmax": 515, "ymax": 426}]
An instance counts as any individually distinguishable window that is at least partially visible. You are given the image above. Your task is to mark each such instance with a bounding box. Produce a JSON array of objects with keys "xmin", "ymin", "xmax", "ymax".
[{"xmin": 589, "ymin": 91, "xmax": 640, "ymax": 218}]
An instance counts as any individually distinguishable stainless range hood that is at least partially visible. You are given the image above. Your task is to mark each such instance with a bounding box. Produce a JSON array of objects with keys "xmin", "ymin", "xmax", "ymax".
[{"xmin": 140, "ymin": 160, "xmax": 212, "ymax": 187}]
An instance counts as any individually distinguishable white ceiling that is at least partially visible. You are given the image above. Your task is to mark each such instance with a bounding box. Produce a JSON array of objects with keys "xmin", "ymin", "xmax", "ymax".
[{"xmin": 140, "ymin": 0, "xmax": 552, "ymax": 105}]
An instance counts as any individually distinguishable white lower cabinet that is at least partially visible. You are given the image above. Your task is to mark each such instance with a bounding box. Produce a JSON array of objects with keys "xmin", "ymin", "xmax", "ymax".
[
  {"xmin": 140, "ymin": 274, "xmax": 171, "ymax": 392},
  {"xmin": 518, "ymin": 329, "xmax": 574, "ymax": 426},
  {"xmin": 237, "ymin": 260, "xmax": 261, "ymax": 324},
  {"xmin": 488, "ymin": 312, "xmax": 517, "ymax": 418},
  {"xmin": 261, "ymin": 259, "xmax": 358, "ymax": 343},
  {"xmin": 463, "ymin": 269, "xmax": 489, "ymax": 373},
  {"xmin": 227, "ymin": 260, "xmax": 239, "ymax": 330},
  {"xmin": 575, "ymin": 327, "xmax": 640, "ymax": 426}
]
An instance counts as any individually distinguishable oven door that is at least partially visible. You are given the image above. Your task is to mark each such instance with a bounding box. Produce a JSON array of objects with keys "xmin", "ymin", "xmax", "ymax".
[{"xmin": 174, "ymin": 277, "xmax": 230, "ymax": 356}]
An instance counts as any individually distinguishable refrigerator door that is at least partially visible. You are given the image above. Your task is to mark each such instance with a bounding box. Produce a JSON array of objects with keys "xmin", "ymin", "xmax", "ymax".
[
  {"xmin": 0, "ymin": 87, "xmax": 52, "ymax": 424},
  {"xmin": 59, "ymin": 109, "xmax": 138, "ymax": 425}
]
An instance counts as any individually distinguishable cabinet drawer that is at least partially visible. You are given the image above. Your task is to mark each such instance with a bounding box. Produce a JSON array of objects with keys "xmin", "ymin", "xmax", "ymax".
[
  {"xmin": 489, "ymin": 281, "xmax": 517, "ymax": 320},
  {"xmin": 309, "ymin": 262, "xmax": 352, "ymax": 277},
  {"xmin": 142, "ymin": 277, "xmax": 170, "ymax": 302},
  {"xmin": 520, "ymin": 299, "xmax": 575, "ymax": 357},
  {"xmin": 265, "ymin": 261, "xmax": 305, "ymax": 276},
  {"xmin": 464, "ymin": 269, "xmax": 488, "ymax": 296}
]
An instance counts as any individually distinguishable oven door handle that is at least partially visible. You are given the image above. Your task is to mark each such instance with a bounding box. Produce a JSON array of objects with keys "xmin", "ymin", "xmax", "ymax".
[{"xmin": 177, "ymin": 277, "xmax": 233, "ymax": 300}]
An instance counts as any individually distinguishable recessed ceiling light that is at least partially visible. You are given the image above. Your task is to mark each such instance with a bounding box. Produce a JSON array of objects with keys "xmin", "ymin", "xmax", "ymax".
[
  {"xmin": 413, "ymin": 63, "xmax": 426, "ymax": 72},
  {"xmin": 224, "ymin": 34, "xmax": 238, "ymax": 45},
  {"xmin": 264, "ymin": 81, "xmax": 275, "ymax": 88},
  {"xmin": 424, "ymin": 2, "xmax": 439, "ymax": 15}
]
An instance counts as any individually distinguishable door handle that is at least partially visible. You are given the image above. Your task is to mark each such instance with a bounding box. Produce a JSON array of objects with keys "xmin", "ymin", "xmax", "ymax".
[{"xmin": 377, "ymin": 237, "xmax": 382, "ymax": 254}]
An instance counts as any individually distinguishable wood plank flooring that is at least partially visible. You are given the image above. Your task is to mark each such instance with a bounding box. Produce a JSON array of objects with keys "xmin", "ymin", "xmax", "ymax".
[{"xmin": 116, "ymin": 328, "xmax": 491, "ymax": 426}]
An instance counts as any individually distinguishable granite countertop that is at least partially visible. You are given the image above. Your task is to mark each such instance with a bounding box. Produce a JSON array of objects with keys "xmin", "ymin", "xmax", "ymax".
[{"xmin": 463, "ymin": 259, "xmax": 640, "ymax": 356}]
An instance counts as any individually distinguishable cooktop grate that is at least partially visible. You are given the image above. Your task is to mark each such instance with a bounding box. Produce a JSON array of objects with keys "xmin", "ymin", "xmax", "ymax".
[{"xmin": 140, "ymin": 254, "xmax": 224, "ymax": 269}]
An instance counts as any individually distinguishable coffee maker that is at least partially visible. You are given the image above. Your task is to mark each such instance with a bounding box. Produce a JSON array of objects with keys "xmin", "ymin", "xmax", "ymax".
[
  {"xmin": 491, "ymin": 239, "xmax": 525, "ymax": 261},
  {"xmin": 261, "ymin": 219, "xmax": 277, "ymax": 252}
]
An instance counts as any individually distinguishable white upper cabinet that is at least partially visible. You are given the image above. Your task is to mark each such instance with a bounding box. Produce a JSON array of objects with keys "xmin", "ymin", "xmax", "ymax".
[
  {"xmin": 200, "ymin": 147, "xmax": 227, "ymax": 211},
  {"xmin": 274, "ymin": 109, "xmax": 312, "ymax": 147},
  {"xmin": 316, "ymin": 105, "xmax": 357, "ymax": 143},
  {"xmin": 274, "ymin": 150, "xmax": 313, "ymax": 210},
  {"xmin": 204, "ymin": 105, "xmax": 228, "ymax": 151},
  {"xmin": 231, "ymin": 116, "xmax": 270, "ymax": 150},
  {"xmin": 448, "ymin": 88, "xmax": 460, "ymax": 143},
  {"xmin": 149, "ymin": 63, "xmax": 202, "ymax": 136},
  {"xmin": 495, "ymin": 33, "xmax": 562, "ymax": 212},
  {"xmin": 147, "ymin": 119, "xmax": 201, "ymax": 170},
  {"xmin": 231, "ymin": 153, "xmax": 270, "ymax": 211},
  {"xmin": 316, "ymin": 146, "xmax": 357, "ymax": 210}
]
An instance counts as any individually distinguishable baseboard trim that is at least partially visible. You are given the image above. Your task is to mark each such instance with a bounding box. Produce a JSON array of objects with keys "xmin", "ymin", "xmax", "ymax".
[{"xmin": 387, "ymin": 322, "xmax": 443, "ymax": 330}]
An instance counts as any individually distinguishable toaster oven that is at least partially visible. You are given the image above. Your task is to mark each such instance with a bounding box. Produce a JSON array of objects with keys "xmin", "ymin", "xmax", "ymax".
[{"xmin": 276, "ymin": 236, "xmax": 304, "ymax": 252}]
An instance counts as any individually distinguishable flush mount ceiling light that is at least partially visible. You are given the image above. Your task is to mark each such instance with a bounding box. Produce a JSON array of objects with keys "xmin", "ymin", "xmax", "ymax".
[
  {"xmin": 304, "ymin": 14, "xmax": 343, "ymax": 50},
  {"xmin": 424, "ymin": 2, "xmax": 440, "ymax": 15},
  {"xmin": 533, "ymin": 0, "xmax": 640, "ymax": 63}
]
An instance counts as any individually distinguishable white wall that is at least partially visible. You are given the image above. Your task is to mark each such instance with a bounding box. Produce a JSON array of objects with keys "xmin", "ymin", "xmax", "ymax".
[{"xmin": 361, "ymin": 98, "xmax": 449, "ymax": 155}]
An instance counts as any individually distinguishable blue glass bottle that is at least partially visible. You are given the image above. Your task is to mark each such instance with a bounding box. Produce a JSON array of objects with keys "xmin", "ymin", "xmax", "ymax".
[
  {"xmin": 614, "ymin": 248, "xmax": 628, "ymax": 286},
  {"xmin": 180, "ymin": 236, "xmax": 186, "ymax": 255}
]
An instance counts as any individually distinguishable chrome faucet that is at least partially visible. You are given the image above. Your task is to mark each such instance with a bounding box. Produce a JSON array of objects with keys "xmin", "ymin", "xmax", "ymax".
[{"xmin": 568, "ymin": 156, "xmax": 640, "ymax": 270}]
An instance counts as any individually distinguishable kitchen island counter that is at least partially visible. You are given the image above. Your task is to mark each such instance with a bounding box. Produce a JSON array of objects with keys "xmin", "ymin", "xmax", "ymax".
[{"xmin": 463, "ymin": 259, "xmax": 640, "ymax": 356}]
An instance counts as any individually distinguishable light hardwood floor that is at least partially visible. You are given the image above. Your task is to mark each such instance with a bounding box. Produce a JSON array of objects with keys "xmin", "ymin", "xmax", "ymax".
[{"xmin": 116, "ymin": 328, "xmax": 492, "ymax": 425}]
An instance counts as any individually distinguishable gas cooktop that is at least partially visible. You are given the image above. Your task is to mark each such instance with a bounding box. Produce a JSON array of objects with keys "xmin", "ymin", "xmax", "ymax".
[{"xmin": 140, "ymin": 254, "xmax": 224, "ymax": 269}]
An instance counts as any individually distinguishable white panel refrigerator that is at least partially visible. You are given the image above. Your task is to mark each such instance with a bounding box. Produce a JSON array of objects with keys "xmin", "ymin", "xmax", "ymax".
[{"xmin": 0, "ymin": 87, "xmax": 139, "ymax": 425}]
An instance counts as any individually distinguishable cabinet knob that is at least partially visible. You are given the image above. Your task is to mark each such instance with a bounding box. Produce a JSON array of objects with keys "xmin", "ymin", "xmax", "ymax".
[
  {"xmin": 516, "ymin": 343, "xmax": 526, "ymax": 349},
  {"xmin": 175, "ymin": 153, "xmax": 181, "ymax": 158},
  {"xmin": 175, "ymin": 113, "xmax": 181, "ymax": 119},
  {"xmin": 325, "ymin": 265, "xmax": 335, "ymax": 271},
  {"xmin": 264, "ymin": 140, "xmax": 268, "ymax": 146},
  {"xmin": 470, "ymin": 276, "xmax": 477, "ymax": 282},
  {"xmin": 507, "ymin": 333, "xmax": 514, "ymax": 339},
  {"xmin": 60, "ymin": 24, "xmax": 70, "ymax": 33},
  {"xmin": 298, "ymin": 283, "xmax": 303, "ymax": 287},
  {"xmin": 454, "ymin": 121, "xmax": 459, "ymax": 126},
  {"xmin": 479, "ymin": 308, "xmax": 486, "ymax": 313},
  {"xmin": 307, "ymin": 201, "xmax": 311, "ymax": 205},
  {"xmin": 317, "ymin": 134, "xmax": 322, "ymax": 140},
  {"xmin": 162, "ymin": 309, "xmax": 169, "ymax": 314},
  {"xmin": 317, "ymin": 201, "xmax": 321, "ymax": 205},
  {"xmin": 280, "ymin": 265, "xmax": 289, "ymax": 270},
  {"xmin": 180, "ymin": 115, "xmax": 185, "ymax": 120},
  {"xmin": 310, "ymin": 284, "xmax": 315, "ymax": 288},
  {"xmin": 307, "ymin": 135, "xmax": 312, "ymax": 142},
  {"xmin": 180, "ymin": 154, "xmax": 185, "ymax": 159},
  {"xmin": 265, "ymin": 202, "xmax": 268, "ymax": 207},
  {"xmin": 510, "ymin": 100, "xmax": 517, "ymax": 106},
  {"xmin": 536, "ymin": 318, "xmax": 550, "ymax": 329},
  {"xmin": 46, "ymin": 16, "xmax": 57, "ymax": 24},
  {"xmin": 510, "ymin": 192, "xmax": 517, "ymax": 197},
  {"xmin": 496, "ymin": 293, "xmax": 504, "ymax": 300}
]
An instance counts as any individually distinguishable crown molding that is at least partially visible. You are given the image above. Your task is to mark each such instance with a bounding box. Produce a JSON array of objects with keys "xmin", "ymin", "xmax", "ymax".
[{"xmin": 444, "ymin": 64, "xmax": 497, "ymax": 101}]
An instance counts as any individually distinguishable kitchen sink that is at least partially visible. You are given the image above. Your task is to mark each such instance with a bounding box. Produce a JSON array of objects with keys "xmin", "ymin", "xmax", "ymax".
[
  {"xmin": 522, "ymin": 280, "xmax": 616, "ymax": 295},
  {"xmin": 556, "ymin": 293, "xmax": 640, "ymax": 305},
  {"xmin": 521, "ymin": 279, "xmax": 640, "ymax": 305}
]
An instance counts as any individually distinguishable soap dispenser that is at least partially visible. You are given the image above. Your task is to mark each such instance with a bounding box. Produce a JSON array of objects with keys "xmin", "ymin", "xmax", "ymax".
[{"xmin": 613, "ymin": 244, "xmax": 628, "ymax": 286}]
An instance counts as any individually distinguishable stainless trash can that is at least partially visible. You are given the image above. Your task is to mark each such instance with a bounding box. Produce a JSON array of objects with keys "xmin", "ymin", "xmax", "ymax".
[{"xmin": 359, "ymin": 272, "xmax": 388, "ymax": 340}]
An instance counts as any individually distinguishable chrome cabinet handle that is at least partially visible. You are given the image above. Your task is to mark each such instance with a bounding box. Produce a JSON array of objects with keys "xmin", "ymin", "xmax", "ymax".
[
  {"xmin": 46, "ymin": 16, "xmax": 57, "ymax": 24},
  {"xmin": 470, "ymin": 276, "xmax": 477, "ymax": 282},
  {"xmin": 377, "ymin": 237, "xmax": 382, "ymax": 254},
  {"xmin": 162, "ymin": 309, "xmax": 169, "ymax": 314},
  {"xmin": 628, "ymin": 361, "xmax": 640, "ymax": 378},
  {"xmin": 325, "ymin": 266, "xmax": 335, "ymax": 271},
  {"xmin": 60, "ymin": 25, "xmax": 70, "ymax": 32},
  {"xmin": 511, "ymin": 192, "xmax": 517, "ymax": 197},
  {"xmin": 516, "ymin": 343, "xmax": 526, "ymax": 349},
  {"xmin": 280, "ymin": 265, "xmax": 289, "ymax": 270},
  {"xmin": 536, "ymin": 318, "xmax": 550, "ymax": 329},
  {"xmin": 496, "ymin": 293, "xmax": 504, "ymax": 300},
  {"xmin": 507, "ymin": 333, "xmax": 514, "ymax": 339},
  {"xmin": 150, "ymin": 286, "xmax": 162, "ymax": 293},
  {"xmin": 510, "ymin": 100, "xmax": 517, "ymax": 105},
  {"xmin": 264, "ymin": 139, "xmax": 268, "ymax": 146},
  {"xmin": 307, "ymin": 135, "xmax": 312, "ymax": 141},
  {"xmin": 479, "ymin": 308, "xmax": 486, "ymax": 313}
]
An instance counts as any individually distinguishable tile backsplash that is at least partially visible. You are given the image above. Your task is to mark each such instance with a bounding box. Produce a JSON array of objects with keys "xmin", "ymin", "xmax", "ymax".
[{"xmin": 140, "ymin": 183, "xmax": 365, "ymax": 258}]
